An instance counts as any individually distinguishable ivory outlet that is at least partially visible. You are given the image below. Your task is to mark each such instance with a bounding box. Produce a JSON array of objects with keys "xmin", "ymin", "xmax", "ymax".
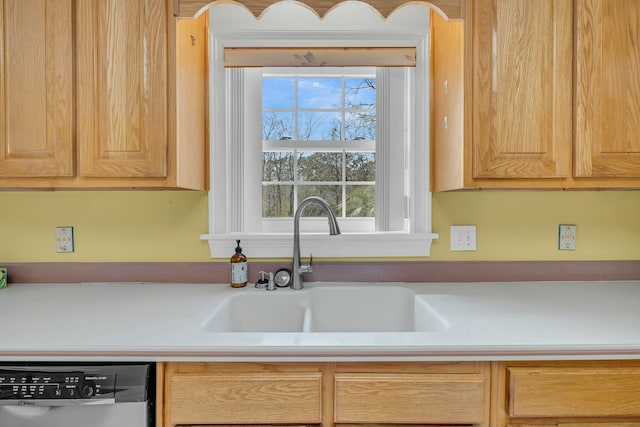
[
  {"xmin": 451, "ymin": 225, "xmax": 476, "ymax": 251},
  {"xmin": 56, "ymin": 226, "xmax": 74, "ymax": 253},
  {"xmin": 558, "ymin": 224, "xmax": 576, "ymax": 250}
]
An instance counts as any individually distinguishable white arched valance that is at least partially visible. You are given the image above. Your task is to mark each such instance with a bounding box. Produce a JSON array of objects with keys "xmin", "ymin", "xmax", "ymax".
[{"xmin": 175, "ymin": 0, "xmax": 465, "ymax": 20}]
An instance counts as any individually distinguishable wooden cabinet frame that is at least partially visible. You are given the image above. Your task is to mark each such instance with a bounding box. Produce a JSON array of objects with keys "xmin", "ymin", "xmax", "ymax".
[
  {"xmin": 160, "ymin": 361, "xmax": 491, "ymax": 427},
  {"xmin": 0, "ymin": 0, "xmax": 207, "ymax": 189},
  {"xmin": 490, "ymin": 360, "xmax": 640, "ymax": 427},
  {"xmin": 433, "ymin": 0, "xmax": 640, "ymax": 190},
  {"xmin": 159, "ymin": 360, "xmax": 640, "ymax": 427}
]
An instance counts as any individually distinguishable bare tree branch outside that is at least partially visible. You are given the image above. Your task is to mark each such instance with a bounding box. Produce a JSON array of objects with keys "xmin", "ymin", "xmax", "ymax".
[{"xmin": 262, "ymin": 74, "xmax": 376, "ymax": 218}]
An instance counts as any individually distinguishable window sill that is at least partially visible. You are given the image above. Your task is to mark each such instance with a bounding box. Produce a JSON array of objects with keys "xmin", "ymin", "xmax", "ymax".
[{"xmin": 200, "ymin": 232, "xmax": 439, "ymax": 258}]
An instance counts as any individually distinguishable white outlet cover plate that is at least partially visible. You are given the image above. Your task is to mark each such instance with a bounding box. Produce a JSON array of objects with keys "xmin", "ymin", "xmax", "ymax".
[
  {"xmin": 558, "ymin": 224, "xmax": 576, "ymax": 250},
  {"xmin": 56, "ymin": 226, "xmax": 74, "ymax": 253},
  {"xmin": 451, "ymin": 225, "xmax": 477, "ymax": 251}
]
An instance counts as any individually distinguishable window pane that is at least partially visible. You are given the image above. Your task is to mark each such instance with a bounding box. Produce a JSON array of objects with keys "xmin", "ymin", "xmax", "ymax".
[
  {"xmin": 346, "ymin": 185, "xmax": 375, "ymax": 217},
  {"xmin": 263, "ymin": 77, "xmax": 294, "ymax": 109},
  {"xmin": 345, "ymin": 111, "xmax": 376, "ymax": 140},
  {"xmin": 298, "ymin": 185, "xmax": 341, "ymax": 217},
  {"xmin": 263, "ymin": 152, "xmax": 294, "ymax": 181},
  {"xmin": 263, "ymin": 112, "xmax": 294, "ymax": 140},
  {"xmin": 297, "ymin": 152, "xmax": 342, "ymax": 182},
  {"xmin": 262, "ymin": 184, "xmax": 294, "ymax": 217},
  {"xmin": 345, "ymin": 78, "xmax": 376, "ymax": 108},
  {"xmin": 261, "ymin": 71, "xmax": 378, "ymax": 221},
  {"xmin": 298, "ymin": 112, "xmax": 341, "ymax": 140},
  {"xmin": 298, "ymin": 77, "xmax": 341, "ymax": 108},
  {"xmin": 346, "ymin": 152, "xmax": 375, "ymax": 181}
]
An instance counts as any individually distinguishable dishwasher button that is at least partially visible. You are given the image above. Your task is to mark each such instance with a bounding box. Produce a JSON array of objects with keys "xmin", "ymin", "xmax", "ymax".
[
  {"xmin": 81, "ymin": 384, "xmax": 95, "ymax": 398},
  {"xmin": 63, "ymin": 386, "xmax": 77, "ymax": 398}
]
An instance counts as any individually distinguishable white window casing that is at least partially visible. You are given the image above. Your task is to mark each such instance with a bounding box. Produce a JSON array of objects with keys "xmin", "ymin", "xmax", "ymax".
[{"xmin": 201, "ymin": 2, "xmax": 439, "ymax": 258}]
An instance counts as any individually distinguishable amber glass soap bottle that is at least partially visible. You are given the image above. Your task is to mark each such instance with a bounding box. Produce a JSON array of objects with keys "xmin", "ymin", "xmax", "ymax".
[{"xmin": 230, "ymin": 240, "xmax": 248, "ymax": 288}]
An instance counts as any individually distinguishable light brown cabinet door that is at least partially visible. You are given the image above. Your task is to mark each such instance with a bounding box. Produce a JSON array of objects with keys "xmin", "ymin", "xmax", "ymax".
[
  {"xmin": 76, "ymin": 0, "xmax": 168, "ymax": 178},
  {"xmin": 472, "ymin": 0, "xmax": 572, "ymax": 179},
  {"xmin": 163, "ymin": 363, "xmax": 323, "ymax": 426},
  {"xmin": 334, "ymin": 372, "xmax": 486, "ymax": 425},
  {"xmin": 508, "ymin": 366, "xmax": 640, "ymax": 418},
  {"xmin": 0, "ymin": 0, "xmax": 73, "ymax": 177},
  {"xmin": 575, "ymin": 0, "xmax": 640, "ymax": 178}
]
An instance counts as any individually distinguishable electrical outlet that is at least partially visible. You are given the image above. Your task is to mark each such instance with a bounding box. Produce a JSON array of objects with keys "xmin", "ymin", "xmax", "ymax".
[
  {"xmin": 558, "ymin": 224, "xmax": 576, "ymax": 250},
  {"xmin": 56, "ymin": 227, "xmax": 74, "ymax": 253},
  {"xmin": 451, "ymin": 225, "xmax": 476, "ymax": 251}
]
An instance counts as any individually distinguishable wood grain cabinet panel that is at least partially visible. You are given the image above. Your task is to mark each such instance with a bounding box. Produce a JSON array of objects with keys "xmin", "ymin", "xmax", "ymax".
[
  {"xmin": 334, "ymin": 372, "xmax": 486, "ymax": 425},
  {"xmin": 0, "ymin": 0, "xmax": 206, "ymax": 189},
  {"xmin": 161, "ymin": 361, "xmax": 491, "ymax": 427},
  {"xmin": 432, "ymin": 0, "xmax": 640, "ymax": 190},
  {"xmin": 168, "ymin": 372, "xmax": 322, "ymax": 425},
  {"xmin": 472, "ymin": 0, "xmax": 572, "ymax": 180},
  {"xmin": 165, "ymin": 366, "xmax": 323, "ymax": 426},
  {"xmin": 508, "ymin": 366, "xmax": 640, "ymax": 419},
  {"xmin": 575, "ymin": 0, "xmax": 640, "ymax": 178},
  {"xmin": 76, "ymin": 0, "xmax": 168, "ymax": 178},
  {"xmin": 0, "ymin": 0, "xmax": 73, "ymax": 177}
]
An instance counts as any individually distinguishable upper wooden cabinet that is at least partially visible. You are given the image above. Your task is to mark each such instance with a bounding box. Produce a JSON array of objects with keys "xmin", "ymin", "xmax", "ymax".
[
  {"xmin": 472, "ymin": 0, "xmax": 572, "ymax": 180},
  {"xmin": 0, "ymin": 0, "xmax": 207, "ymax": 189},
  {"xmin": 433, "ymin": 0, "xmax": 640, "ymax": 190},
  {"xmin": 0, "ymin": 0, "xmax": 74, "ymax": 178},
  {"xmin": 574, "ymin": 0, "xmax": 640, "ymax": 178},
  {"xmin": 77, "ymin": 0, "xmax": 168, "ymax": 178}
]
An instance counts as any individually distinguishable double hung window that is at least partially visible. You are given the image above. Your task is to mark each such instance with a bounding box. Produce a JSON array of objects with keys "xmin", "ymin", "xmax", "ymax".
[
  {"xmin": 202, "ymin": 2, "xmax": 438, "ymax": 258},
  {"xmin": 256, "ymin": 68, "xmax": 379, "ymax": 233}
]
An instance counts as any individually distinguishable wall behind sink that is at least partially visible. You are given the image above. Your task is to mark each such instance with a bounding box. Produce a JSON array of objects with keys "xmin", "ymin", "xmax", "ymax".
[{"xmin": 1, "ymin": 190, "xmax": 639, "ymax": 263}]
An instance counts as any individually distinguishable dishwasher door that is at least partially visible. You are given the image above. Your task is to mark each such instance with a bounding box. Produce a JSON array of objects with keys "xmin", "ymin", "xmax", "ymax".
[
  {"xmin": 0, "ymin": 363, "xmax": 153, "ymax": 427},
  {"xmin": 0, "ymin": 401, "xmax": 148, "ymax": 427}
]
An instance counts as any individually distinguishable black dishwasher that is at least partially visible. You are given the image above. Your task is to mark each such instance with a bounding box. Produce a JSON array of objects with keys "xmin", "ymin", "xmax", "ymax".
[{"xmin": 0, "ymin": 363, "xmax": 154, "ymax": 427}]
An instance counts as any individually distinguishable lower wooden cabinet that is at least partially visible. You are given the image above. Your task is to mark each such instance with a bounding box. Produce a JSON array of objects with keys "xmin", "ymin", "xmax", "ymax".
[
  {"xmin": 161, "ymin": 360, "xmax": 640, "ymax": 427},
  {"xmin": 492, "ymin": 361, "xmax": 640, "ymax": 427},
  {"xmin": 162, "ymin": 362, "xmax": 323, "ymax": 426},
  {"xmin": 160, "ymin": 361, "xmax": 491, "ymax": 427},
  {"xmin": 334, "ymin": 370, "xmax": 487, "ymax": 425}
]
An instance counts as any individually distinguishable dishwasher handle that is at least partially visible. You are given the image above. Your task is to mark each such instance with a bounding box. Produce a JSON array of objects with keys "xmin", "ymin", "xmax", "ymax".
[{"xmin": 0, "ymin": 398, "xmax": 116, "ymax": 407}]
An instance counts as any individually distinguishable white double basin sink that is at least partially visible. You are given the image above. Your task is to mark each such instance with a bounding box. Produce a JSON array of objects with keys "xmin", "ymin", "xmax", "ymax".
[{"xmin": 203, "ymin": 285, "xmax": 449, "ymax": 333}]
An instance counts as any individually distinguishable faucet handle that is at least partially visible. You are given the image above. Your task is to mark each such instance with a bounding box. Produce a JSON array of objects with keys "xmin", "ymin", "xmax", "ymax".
[
  {"xmin": 299, "ymin": 253, "xmax": 314, "ymax": 274},
  {"xmin": 266, "ymin": 272, "xmax": 276, "ymax": 291}
]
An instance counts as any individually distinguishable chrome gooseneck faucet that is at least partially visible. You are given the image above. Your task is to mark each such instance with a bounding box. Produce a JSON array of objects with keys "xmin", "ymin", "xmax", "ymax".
[{"xmin": 292, "ymin": 196, "xmax": 341, "ymax": 290}]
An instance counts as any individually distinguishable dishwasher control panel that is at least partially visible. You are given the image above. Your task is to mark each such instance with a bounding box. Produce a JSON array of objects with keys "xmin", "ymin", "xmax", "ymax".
[{"xmin": 0, "ymin": 370, "xmax": 116, "ymax": 400}]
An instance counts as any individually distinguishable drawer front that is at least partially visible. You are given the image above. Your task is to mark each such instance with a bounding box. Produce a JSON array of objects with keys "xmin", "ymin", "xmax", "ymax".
[
  {"xmin": 508, "ymin": 366, "xmax": 640, "ymax": 418},
  {"xmin": 334, "ymin": 373, "xmax": 486, "ymax": 424},
  {"xmin": 168, "ymin": 372, "xmax": 322, "ymax": 425}
]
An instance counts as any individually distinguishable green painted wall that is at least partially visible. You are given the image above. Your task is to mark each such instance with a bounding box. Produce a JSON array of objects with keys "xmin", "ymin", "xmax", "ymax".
[{"xmin": 1, "ymin": 191, "xmax": 639, "ymax": 262}]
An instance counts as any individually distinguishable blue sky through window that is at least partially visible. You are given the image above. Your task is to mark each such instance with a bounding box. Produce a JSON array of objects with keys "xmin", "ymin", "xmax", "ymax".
[{"xmin": 263, "ymin": 74, "xmax": 376, "ymax": 141}]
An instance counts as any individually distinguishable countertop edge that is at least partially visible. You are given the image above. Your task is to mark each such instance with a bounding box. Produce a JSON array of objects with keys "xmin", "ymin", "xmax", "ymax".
[{"xmin": 3, "ymin": 348, "xmax": 640, "ymax": 363}]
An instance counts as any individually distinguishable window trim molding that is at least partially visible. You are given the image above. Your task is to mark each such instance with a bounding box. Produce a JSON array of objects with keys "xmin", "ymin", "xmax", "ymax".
[
  {"xmin": 201, "ymin": 6, "xmax": 439, "ymax": 258},
  {"xmin": 203, "ymin": 232, "xmax": 439, "ymax": 258}
]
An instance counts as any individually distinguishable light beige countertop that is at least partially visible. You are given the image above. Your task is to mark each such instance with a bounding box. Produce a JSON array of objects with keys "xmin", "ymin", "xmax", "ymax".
[{"xmin": 1, "ymin": 281, "xmax": 639, "ymax": 361}]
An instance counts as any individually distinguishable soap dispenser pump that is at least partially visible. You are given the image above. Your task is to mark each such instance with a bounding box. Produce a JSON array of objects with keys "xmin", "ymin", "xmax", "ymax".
[{"xmin": 230, "ymin": 240, "xmax": 248, "ymax": 288}]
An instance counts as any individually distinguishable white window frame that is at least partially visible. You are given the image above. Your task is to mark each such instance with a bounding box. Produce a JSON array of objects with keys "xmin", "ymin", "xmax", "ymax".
[
  {"xmin": 243, "ymin": 66, "xmax": 400, "ymax": 235},
  {"xmin": 201, "ymin": 3, "xmax": 439, "ymax": 258}
]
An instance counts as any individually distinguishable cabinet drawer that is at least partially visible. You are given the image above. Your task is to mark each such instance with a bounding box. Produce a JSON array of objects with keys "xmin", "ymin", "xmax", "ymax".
[
  {"xmin": 334, "ymin": 373, "xmax": 486, "ymax": 424},
  {"xmin": 508, "ymin": 366, "xmax": 640, "ymax": 418},
  {"xmin": 168, "ymin": 372, "xmax": 322, "ymax": 425}
]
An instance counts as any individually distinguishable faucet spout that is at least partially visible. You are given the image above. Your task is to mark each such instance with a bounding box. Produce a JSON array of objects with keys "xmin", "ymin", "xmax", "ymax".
[{"xmin": 292, "ymin": 196, "xmax": 341, "ymax": 290}]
